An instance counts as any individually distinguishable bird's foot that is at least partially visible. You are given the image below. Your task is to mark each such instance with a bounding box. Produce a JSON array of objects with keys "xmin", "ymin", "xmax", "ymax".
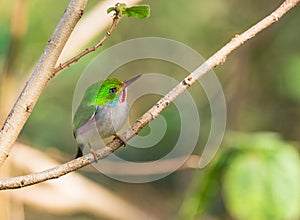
[
  {"xmin": 114, "ymin": 133, "xmax": 127, "ymax": 146},
  {"xmin": 88, "ymin": 144, "xmax": 98, "ymax": 162}
]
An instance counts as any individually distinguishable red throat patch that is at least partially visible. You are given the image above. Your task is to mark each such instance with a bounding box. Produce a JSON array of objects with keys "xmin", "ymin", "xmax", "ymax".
[{"xmin": 121, "ymin": 89, "xmax": 126, "ymax": 103}]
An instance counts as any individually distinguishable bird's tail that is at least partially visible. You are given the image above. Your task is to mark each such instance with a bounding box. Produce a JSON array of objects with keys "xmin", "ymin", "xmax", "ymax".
[{"xmin": 75, "ymin": 144, "xmax": 83, "ymax": 158}]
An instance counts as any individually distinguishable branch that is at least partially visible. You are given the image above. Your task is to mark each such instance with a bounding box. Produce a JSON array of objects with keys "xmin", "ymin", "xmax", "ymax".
[
  {"xmin": 9, "ymin": 143, "xmax": 157, "ymax": 220},
  {"xmin": 1, "ymin": 0, "xmax": 299, "ymax": 190},
  {"xmin": 56, "ymin": 0, "xmax": 143, "ymax": 64},
  {"xmin": 51, "ymin": 8, "xmax": 121, "ymax": 78},
  {"xmin": 0, "ymin": 2, "xmax": 149, "ymax": 167},
  {"xmin": 52, "ymin": 2, "xmax": 149, "ymax": 77},
  {"xmin": 0, "ymin": 0, "xmax": 88, "ymax": 166}
]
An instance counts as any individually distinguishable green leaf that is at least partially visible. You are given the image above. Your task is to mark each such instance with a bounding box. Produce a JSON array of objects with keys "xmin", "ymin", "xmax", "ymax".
[
  {"xmin": 123, "ymin": 5, "xmax": 150, "ymax": 19},
  {"xmin": 223, "ymin": 132, "xmax": 300, "ymax": 220},
  {"xmin": 106, "ymin": 7, "xmax": 115, "ymax": 14},
  {"xmin": 179, "ymin": 148, "xmax": 240, "ymax": 219}
]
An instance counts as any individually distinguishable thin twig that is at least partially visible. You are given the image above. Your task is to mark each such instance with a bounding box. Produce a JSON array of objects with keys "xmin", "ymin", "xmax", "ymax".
[
  {"xmin": 51, "ymin": 15, "xmax": 121, "ymax": 78},
  {"xmin": 0, "ymin": 0, "xmax": 299, "ymax": 190},
  {"xmin": 0, "ymin": 0, "xmax": 88, "ymax": 167}
]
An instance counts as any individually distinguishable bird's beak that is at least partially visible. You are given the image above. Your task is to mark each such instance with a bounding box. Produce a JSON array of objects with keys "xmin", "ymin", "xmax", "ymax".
[{"xmin": 123, "ymin": 74, "xmax": 142, "ymax": 89}]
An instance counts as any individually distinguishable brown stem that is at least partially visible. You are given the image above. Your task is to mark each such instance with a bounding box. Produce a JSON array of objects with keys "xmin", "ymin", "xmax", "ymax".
[{"xmin": 51, "ymin": 15, "xmax": 121, "ymax": 78}]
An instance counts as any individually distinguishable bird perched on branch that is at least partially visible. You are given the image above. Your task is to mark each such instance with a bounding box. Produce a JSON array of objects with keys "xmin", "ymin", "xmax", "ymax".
[{"xmin": 73, "ymin": 75, "xmax": 142, "ymax": 158}]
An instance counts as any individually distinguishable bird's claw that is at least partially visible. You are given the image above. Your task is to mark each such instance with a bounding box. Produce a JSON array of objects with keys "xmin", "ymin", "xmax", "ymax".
[{"xmin": 88, "ymin": 144, "xmax": 98, "ymax": 162}]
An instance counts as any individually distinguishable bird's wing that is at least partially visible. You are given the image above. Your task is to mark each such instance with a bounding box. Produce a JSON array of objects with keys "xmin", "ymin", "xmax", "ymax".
[{"xmin": 73, "ymin": 81, "xmax": 103, "ymax": 134}]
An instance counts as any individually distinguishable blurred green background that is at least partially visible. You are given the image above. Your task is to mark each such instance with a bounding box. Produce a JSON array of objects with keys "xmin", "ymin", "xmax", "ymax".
[{"xmin": 0, "ymin": 0, "xmax": 300, "ymax": 219}]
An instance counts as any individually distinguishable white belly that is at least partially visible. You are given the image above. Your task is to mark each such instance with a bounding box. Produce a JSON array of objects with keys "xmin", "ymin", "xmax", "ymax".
[{"xmin": 75, "ymin": 102, "xmax": 129, "ymax": 148}]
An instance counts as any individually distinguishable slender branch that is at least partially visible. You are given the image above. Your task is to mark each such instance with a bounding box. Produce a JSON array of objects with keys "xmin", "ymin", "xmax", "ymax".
[
  {"xmin": 56, "ymin": 0, "xmax": 142, "ymax": 64},
  {"xmin": 51, "ymin": 14, "xmax": 121, "ymax": 78},
  {"xmin": 0, "ymin": 0, "xmax": 88, "ymax": 167},
  {"xmin": 1, "ymin": 0, "xmax": 299, "ymax": 190}
]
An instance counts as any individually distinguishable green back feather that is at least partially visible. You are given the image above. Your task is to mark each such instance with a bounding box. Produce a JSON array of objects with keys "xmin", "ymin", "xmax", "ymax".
[{"xmin": 73, "ymin": 81, "xmax": 102, "ymax": 133}]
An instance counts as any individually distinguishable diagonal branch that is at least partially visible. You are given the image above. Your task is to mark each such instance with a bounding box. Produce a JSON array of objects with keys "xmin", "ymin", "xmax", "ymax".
[
  {"xmin": 0, "ymin": 0, "xmax": 299, "ymax": 190},
  {"xmin": 0, "ymin": 0, "xmax": 89, "ymax": 167}
]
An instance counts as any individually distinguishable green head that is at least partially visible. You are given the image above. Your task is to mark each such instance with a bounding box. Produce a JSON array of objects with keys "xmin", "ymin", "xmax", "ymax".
[
  {"xmin": 95, "ymin": 78, "xmax": 123, "ymax": 106},
  {"xmin": 95, "ymin": 75, "xmax": 141, "ymax": 106}
]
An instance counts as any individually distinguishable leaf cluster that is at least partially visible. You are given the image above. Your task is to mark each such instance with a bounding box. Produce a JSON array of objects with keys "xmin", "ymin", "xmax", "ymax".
[{"xmin": 107, "ymin": 3, "xmax": 150, "ymax": 19}]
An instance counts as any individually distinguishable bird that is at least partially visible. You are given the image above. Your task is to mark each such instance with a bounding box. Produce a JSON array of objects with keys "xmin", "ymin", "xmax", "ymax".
[{"xmin": 73, "ymin": 74, "xmax": 142, "ymax": 158}]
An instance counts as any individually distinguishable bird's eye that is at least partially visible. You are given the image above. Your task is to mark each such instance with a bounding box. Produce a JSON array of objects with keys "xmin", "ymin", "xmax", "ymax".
[{"xmin": 109, "ymin": 87, "xmax": 117, "ymax": 94}]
